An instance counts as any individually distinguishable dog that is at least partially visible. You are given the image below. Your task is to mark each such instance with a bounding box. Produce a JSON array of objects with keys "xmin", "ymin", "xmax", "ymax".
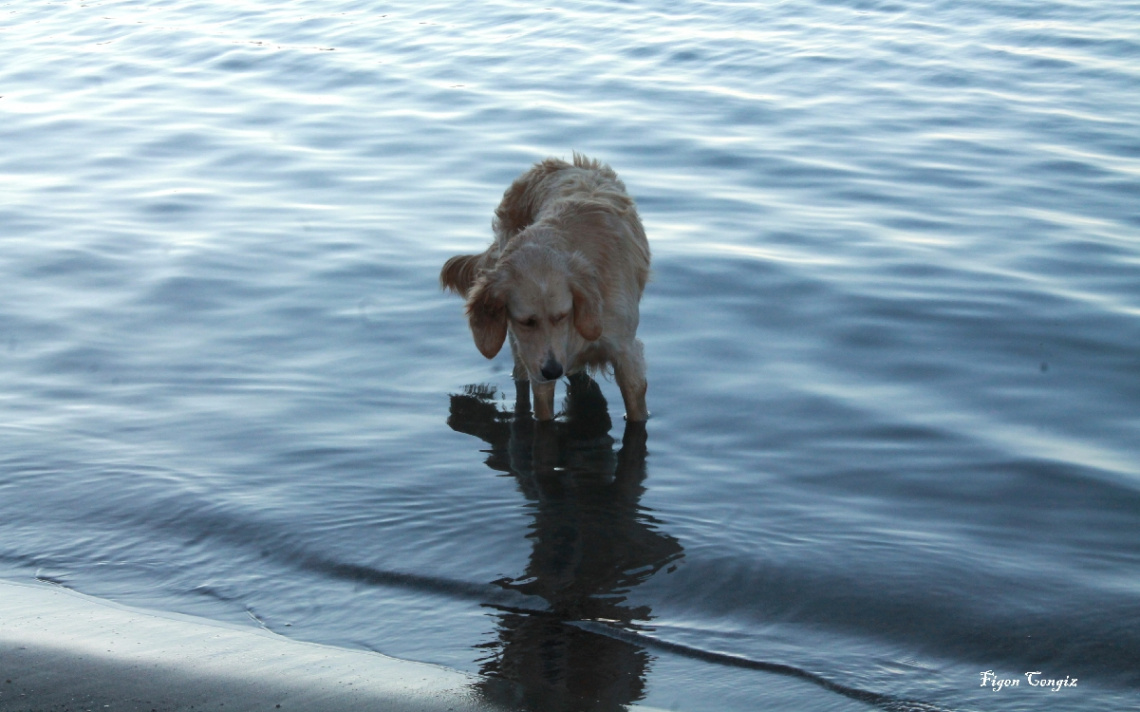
[{"xmin": 441, "ymin": 154, "xmax": 650, "ymax": 422}]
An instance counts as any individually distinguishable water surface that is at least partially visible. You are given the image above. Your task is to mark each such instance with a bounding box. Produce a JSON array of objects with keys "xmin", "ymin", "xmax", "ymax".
[{"xmin": 2, "ymin": 1, "xmax": 1139, "ymax": 710}]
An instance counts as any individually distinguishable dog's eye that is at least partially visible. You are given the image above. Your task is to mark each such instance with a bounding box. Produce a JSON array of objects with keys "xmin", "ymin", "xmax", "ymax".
[
  {"xmin": 517, "ymin": 317, "xmax": 538, "ymax": 328},
  {"xmin": 551, "ymin": 313, "xmax": 567, "ymax": 325}
]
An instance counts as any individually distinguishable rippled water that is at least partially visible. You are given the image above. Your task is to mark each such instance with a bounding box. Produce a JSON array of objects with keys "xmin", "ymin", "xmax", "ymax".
[{"xmin": 3, "ymin": 1, "xmax": 1139, "ymax": 710}]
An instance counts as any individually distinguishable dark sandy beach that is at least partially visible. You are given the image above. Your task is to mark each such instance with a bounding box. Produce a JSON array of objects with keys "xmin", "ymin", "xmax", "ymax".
[{"xmin": 0, "ymin": 579, "xmax": 522, "ymax": 712}]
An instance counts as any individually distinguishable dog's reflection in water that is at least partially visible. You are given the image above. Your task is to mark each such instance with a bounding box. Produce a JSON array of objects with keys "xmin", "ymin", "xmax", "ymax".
[{"xmin": 448, "ymin": 374, "xmax": 684, "ymax": 712}]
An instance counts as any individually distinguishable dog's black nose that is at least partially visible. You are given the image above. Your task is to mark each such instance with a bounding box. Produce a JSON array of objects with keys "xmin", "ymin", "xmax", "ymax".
[{"xmin": 540, "ymin": 359, "xmax": 563, "ymax": 381}]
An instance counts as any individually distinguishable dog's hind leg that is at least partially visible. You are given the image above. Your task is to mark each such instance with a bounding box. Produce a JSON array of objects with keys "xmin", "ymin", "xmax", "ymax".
[{"xmin": 614, "ymin": 340, "xmax": 649, "ymax": 422}]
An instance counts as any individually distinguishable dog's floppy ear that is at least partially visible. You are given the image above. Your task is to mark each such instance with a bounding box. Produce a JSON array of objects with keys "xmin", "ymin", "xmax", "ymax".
[
  {"xmin": 568, "ymin": 252, "xmax": 603, "ymax": 342},
  {"xmin": 440, "ymin": 254, "xmax": 482, "ymax": 297},
  {"xmin": 465, "ymin": 271, "xmax": 509, "ymax": 359}
]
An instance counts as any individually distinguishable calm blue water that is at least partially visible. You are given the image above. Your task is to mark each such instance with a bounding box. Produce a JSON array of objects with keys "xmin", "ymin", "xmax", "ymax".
[{"xmin": 3, "ymin": 1, "xmax": 1139, "ymax": 710}]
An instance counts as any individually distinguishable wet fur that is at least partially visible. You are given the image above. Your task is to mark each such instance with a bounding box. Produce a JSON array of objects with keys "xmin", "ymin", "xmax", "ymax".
[{"xmin": 441, "ymin": 154, "xmax": 650, "ymax": 422}]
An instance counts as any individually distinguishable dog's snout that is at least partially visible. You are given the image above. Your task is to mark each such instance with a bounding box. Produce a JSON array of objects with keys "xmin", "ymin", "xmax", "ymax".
[{"xmin": 540, "ymin": 357, "xmax": 563, "ymax": 381}]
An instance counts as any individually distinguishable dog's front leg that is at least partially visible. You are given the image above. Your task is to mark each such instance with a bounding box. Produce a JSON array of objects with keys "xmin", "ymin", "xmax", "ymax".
[
  {"xmin": 509, "ymin": 339, "xmax": 553, "ymax": 420},
  {"xmin": 511, "ymin": 348, "xmax": 531, "ymax": 414},
  {"xmin": 531, "ymin": 380, "xmax": 557, "ymax": 421}
]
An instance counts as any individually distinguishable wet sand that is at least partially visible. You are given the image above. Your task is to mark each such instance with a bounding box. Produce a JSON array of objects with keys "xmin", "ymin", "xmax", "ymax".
[{"xmin": 0, "ymin": 579, "xmax": 506, "ymax": 712}]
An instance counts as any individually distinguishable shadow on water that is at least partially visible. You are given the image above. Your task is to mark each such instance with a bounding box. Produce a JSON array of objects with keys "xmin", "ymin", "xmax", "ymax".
[
  {"xmin": 447, "ymin": 375, "xmax": 962, "ymax": 712},
  {"xmin": 448, "ymin": 373, "xmax": 683, "ymax": 712}
]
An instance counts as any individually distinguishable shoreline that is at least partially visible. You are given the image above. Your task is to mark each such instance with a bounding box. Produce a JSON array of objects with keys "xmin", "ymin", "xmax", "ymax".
[{"xmin": 0, "ymin": 578, "xmax": 507, "ymax": 712}]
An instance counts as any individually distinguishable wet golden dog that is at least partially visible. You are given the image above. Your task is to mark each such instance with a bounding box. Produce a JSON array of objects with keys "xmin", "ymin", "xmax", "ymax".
[{"xmin": 441, "ymin": 154, "xmax": 650, "ymax": 422}]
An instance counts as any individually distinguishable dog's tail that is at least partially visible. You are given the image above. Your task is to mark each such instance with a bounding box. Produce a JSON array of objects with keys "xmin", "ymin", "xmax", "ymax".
[{"xmin": 440, "ymin": 254, "xmax": 484, "ymax": 297}]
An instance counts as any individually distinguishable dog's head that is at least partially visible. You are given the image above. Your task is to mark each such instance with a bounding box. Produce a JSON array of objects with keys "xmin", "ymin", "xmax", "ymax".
[{"xmin": 465, "ymin": 243, "xmax": 602, "ymax": 383}]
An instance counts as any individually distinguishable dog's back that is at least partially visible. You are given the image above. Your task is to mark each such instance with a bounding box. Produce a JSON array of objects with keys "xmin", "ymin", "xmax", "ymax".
[
  {"xmin": 445, "ymin": 154, "xmax": 648, "ymax": 298},
  {"xmin": 494, "ymin": 154, "xmax": 648, "ymax": 295},
  {"xmin": 493, "ymin": 153, "xmax": 638, "ymax": 240}
]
